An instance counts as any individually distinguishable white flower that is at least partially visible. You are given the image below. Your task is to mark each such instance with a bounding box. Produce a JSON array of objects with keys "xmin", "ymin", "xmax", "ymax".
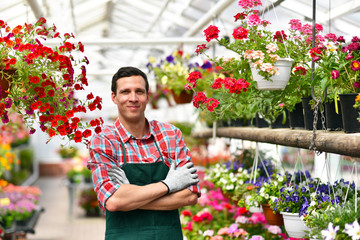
[
  {"xmin": 321, "ymin": 222, "xmax": 339, "ymax": 240},
  {"xmin": 344, "ymin": 220, "xmax": 360, "ymax": 240},
  {"xmin": 267, "ymin": 225, "xmax": 281, "ymax": 234},
  {"xmin": 226, "ymin": 184, "xmax": 234, "ymax": 190},
  {"xmin": 203, "ymin": 230, "xmax": 214, "ymax": 237},
  {"xmin": 235, "ymin": 216, "xmax": 248, "ymax": 224},
  {"xmin": 270, "ymin": 196, "xmax": 277, "ymax": 202},
  {"xmin": 310, "ymin": 201, "xmax": 316, "ymax": 206},
  {"xmin": 278, "ymin": 176, "xmax": 284, "ymax": 182}
]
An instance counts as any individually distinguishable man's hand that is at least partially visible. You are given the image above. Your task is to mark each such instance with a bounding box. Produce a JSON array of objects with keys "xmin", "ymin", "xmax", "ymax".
[
  {"xmin": 161, "ymin": 161, "xmax": 199, "ymax": 194},
  {"xmin": 108, "ymin": 166, "xmax": 130, "ymax": 185}
]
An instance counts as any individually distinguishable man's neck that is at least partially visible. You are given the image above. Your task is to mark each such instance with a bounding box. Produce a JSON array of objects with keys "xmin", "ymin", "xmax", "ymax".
[{"xmin": 120, "ymin": 118, "xmax": 148, "ymax": 139}]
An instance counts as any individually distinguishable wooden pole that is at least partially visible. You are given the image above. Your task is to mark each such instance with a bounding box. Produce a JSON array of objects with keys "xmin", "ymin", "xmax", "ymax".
[{"xmin": 192, "ymin": 127, "xmax": 360, "ymax": 158}]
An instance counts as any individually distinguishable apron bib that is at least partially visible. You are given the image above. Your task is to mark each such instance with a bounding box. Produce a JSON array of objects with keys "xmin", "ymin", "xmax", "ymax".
[{"xmin": 105, "ymin": 129, "xmax": 183, "ymax": 240}]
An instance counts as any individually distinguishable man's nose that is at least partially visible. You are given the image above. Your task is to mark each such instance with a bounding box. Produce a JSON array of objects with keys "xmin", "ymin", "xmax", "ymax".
[{"xmin": 129, "ymin": 91, "xmax": 138, "ymax": 101}]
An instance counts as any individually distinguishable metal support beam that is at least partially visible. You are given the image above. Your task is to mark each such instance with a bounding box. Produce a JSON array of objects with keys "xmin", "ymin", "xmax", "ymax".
[
  {"xmin": 25, "ymin": 0, "xmax": 45, "ymax": 19},
  {"xmin": 183, "ymin": 0, "xmax": 234, "ymax": 37},
  {"xmin": 145, "ymin": 0, "xmax": 171, "ymax": 36}
]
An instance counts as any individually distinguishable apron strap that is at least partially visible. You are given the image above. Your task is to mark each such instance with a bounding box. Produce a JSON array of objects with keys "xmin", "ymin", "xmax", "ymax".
[
  {"xmin": 153, "ymin": 138, "xmax": 165, "ymax": 164},
  {"xmin": 118, "ymin": 136, "xmax": 127, "ymax": 164}
]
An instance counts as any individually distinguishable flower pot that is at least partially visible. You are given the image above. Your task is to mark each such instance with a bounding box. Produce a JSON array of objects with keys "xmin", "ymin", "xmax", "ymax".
[
  {"xmin": 270, "ymin": 114, "xmax": 289, "ymax": 129},
  {"xmin": 281, "ymin": 212, "xmax": 309, "ymax": 238},
  {"xmin": 171, "ymin": 90, "xmax": 193, "ymax": 104},
  {"xmin": 261, "ymin": 204, "xmax": 284, "ymax": 226},
  {"xmin": 231, "ymin": 118, "xmax": 249, "ymax": 127},
  {"xmin": 325, "ymin": 100, "xmax": 343, "ymax": 131},
  {"xmin": 0, "ymin": 69, "xmax": 16, "ymax": 99},
  {"xmin": 250, "ymin": 58, "xmax": 293, "ymax": 90},
  {"xmin": 255, "ymin": 115, "xmax": 269, "ymax": 128},
  {"xmin": 301, "ymin": 97, "xmax": 324, "ymax": 130},
  {"xmin": 339, "ymin": 93, "xmax": 360, "ymax": 133},
  {"xmin": 288, "ymin": 102, "xmax": 305, "ymax": 129}
]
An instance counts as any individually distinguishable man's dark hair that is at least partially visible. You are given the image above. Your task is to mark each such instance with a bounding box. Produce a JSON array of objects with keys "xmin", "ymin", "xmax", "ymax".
[{"xmin": 111, "ymin": 66, "xmax": 149, "ymax": 94}]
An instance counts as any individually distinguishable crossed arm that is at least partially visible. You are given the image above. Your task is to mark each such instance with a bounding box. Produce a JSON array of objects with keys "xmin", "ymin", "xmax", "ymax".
[
  {"xmin": 105, "ymin": 160, "xmax": 199, "ymax": 212},
  {"xmin": 105, "ymin": 183, "xmax": 198, "ymax": 212}
]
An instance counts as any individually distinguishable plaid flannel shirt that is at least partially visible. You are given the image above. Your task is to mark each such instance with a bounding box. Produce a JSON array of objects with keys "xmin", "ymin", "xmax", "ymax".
[{"xmin": 87, "ymin": 118, "xmax": 201, "ymax": 213}]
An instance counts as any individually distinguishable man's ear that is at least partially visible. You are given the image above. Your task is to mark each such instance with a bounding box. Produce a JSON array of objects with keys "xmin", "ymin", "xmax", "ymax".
[{"xmin": 111, "ymin": 92, "xmax": 117, "ymax": 104}]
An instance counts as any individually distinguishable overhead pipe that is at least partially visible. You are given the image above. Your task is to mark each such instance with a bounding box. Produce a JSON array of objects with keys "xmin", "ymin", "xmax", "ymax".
[{"xmin": 45, "ymin": 37, "xmax": 209, "ymax": 46}]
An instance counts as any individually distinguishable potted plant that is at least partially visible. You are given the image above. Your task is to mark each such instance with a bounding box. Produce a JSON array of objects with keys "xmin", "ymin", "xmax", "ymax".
[
  {"xmin": 303, "ymin": 178, "xmax": 357, "ymax": 239},
  {"xmin": 78, "ymin": 187, "xmax": 101, "ymax": 217},
  {"xmin": 0, "ymin": 17, "xmax": 103, "ymax": 144},
  {"xmin": 305, "ymin": 197, "xmax": 360, "ymax": 240},
  {"xmin": 246, "ymin": 173, "xmax": 289, "ymax": 226},
  {"xmin": 147, "ymin": 83, "xmax": 172, "ymax": 109},
  {"xmin": 196, "ymin": 0, "xmax": 318, "ymax": 91},
  {"xmin": 311, "ymin": 34, "xmax": 360, "ymax": 132},
  {"xmin": 147, "ymin": 50, "xmax": 197, "ymax": 104},
  {"xmin": 0, "ymin": 139, "xmax": 17, "ymax": 179},
  {"xmin": 57, "ymin": 146, "xmax": 79, "ymax": 160},
  {"xmin": 187, "ymin": 60, "xmax": 251, "ymax": 122},
  {"xmin": 66, "ymin": 168, "xmax": 83, "ymax": 184}
]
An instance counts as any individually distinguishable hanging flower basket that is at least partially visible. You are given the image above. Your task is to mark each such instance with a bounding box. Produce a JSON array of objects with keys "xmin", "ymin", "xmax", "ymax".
[
  {"xmin": 250, "ymin": 58, "xmax": 294, "ymax": 90},
  {"xmin": 261, "ymin": 204, "xmax": 283, "ymax": 226},
  {"xmin": 281, "ymin": 212, "xmax": 309, "ymax": 238},
  {"xmin": 171, "ymin": 90, "xmax": 193, "ymax": 104}
]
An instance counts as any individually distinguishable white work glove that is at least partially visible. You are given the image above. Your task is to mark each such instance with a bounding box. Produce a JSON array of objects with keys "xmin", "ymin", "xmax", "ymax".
[
  {"xmin": 108, "ymin": 166, "xmax": 130, "ymax": 185},
  {"xmin": 161, "ymin": 161, "xmax": 199, "ymax": 194}
]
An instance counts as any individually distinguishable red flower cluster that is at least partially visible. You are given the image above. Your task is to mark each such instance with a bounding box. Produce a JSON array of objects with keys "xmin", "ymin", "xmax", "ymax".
[
  {"xmin": 273, "ymin": 30, "xmax": 287, "ymax": 43},
  {"xmin": 293, "ymin": 66, "xmax": 307, "ymax": 76},
  {"xmin": 212, "ymin": 77, "xmax": 250, "ymax": 94},
  {"xmin": 0, "ymin": 17, "xmax": 103, "ymax": 145},
  {"xmin": 186, "ymin": 71, "xmax": 202, "ymax": 88},
  {"xmin": 192, "ymin": 211, "xmax": 213, "ymax": 223},
  {"xmin": 195, "ymin": 44, "xmax": 209, "ymax": 56},
  {"xmin": 232, "ymin": 26, "xmax": 249, "ymax": 40},
  {"xmin": 203, "ymin": 25, "xmax": 220, "ymax": 42}
]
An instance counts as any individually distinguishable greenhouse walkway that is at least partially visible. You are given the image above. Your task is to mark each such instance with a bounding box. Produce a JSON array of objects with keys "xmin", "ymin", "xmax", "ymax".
[{"xmin": 27, "ymin": 177, "xmax": 105, "ymax": 240}]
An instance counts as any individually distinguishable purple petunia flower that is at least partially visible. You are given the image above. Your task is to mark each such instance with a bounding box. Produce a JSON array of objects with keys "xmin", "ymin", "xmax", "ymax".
[
  {"xmin": 166, "ymin": 55, "xmax": 174, "ymax": 63},
  {"xmin": 201, "ymin": 61, "xmax": 212, "ymax": 69}
]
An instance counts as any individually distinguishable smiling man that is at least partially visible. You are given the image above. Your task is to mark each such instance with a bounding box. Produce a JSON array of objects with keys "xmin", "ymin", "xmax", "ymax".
[{"xmin": 87, "ymin": 66, "xmax": 200, "ymax": 240}]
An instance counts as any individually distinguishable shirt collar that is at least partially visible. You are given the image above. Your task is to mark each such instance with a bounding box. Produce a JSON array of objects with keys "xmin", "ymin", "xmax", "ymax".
[{"xmin": 114, "ymin": 118, "xmax": 154, "ymax": 143}]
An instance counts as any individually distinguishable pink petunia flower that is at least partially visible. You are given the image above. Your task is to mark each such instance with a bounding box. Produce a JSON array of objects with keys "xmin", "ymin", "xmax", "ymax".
[
  {"xmin": 247, "ymin": 14, "xmax": 261, "ymax": 25},
  {"xmin": 331, "ymin": 70, "xmax": 340, "ymax": 79},
  {"xmin": 350, "ymin": 60, "xmax": 360, "ymax": 71}
]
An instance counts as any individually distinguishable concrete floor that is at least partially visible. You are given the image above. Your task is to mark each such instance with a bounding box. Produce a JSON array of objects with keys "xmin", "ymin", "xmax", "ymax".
[{"xmin": 26, "ymin": 177, "xmax": 105, "ymax": 240}]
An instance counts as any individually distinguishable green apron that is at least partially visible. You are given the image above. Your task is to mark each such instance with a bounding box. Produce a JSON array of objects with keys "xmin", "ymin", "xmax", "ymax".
[{"xmin": 105, "ymin": 134, "xmax": 183, "ymax": 240}]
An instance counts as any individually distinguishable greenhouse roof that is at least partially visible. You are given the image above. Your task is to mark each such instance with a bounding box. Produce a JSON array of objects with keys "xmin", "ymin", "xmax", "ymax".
[{"xmin": 1, "ymin": 0, "xmax": 360, "ymax": 83}]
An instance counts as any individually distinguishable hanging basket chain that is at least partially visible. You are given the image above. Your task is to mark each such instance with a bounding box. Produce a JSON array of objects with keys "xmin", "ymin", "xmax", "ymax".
[{"xmin": 309, "ymin": 96, "xmax": 326, "ymax": 155}]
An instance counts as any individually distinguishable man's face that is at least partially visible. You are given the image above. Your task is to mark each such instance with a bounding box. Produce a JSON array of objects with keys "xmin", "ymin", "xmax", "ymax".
[{"xmin": 111, "ymin": 75, "xmax": 149, "ymax": 123}]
